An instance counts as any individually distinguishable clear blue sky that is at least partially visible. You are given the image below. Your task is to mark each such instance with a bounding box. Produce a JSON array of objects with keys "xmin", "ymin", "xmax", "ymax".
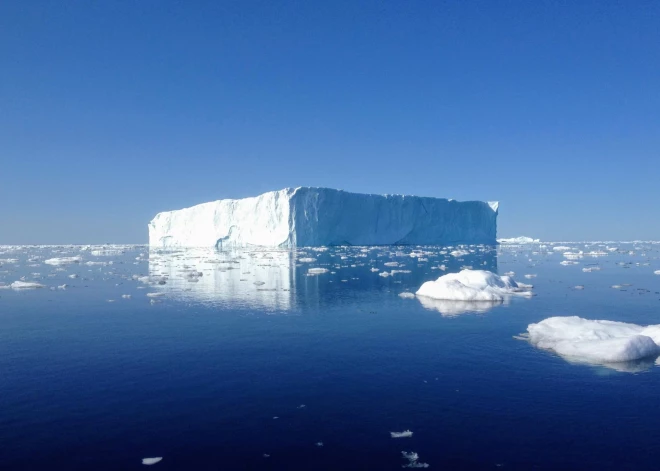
[{"xmin": 2, "ymin": 0, "xmax": 658, "ymax": 244}]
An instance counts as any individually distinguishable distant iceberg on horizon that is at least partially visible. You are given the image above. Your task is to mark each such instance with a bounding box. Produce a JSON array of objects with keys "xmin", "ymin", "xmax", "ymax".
[{"xmin": 148, "ymin": 187, "xmax": 498, "ymax": 248}]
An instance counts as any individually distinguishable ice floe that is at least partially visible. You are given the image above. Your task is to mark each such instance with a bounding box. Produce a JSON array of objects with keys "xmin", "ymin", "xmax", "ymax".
[
  {"xmin": 10, "ymin": 281, "xmax": 45, "ymax": 289},
  {"xmin": 44, "ymin": 256, "xmax": 82, "ymax": 266},
  {"xmin": 416, "ymin": 270, "xmax": 532, "ymax": 302},
  {"xmin": 524, "ymin": 316, "xmax": 660, "ymax": 366}
]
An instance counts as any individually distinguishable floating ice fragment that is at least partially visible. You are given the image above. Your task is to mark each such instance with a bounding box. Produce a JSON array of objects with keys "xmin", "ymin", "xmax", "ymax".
[
  {"xmin": 401, "ymin": 451, "xmax": 429, "ymax": 468},
  {"xmin": 44, "ymin": 256, "xmax": 82, "ymax": 266},
  {"xmin": 582, "ymin": 266, "xmax": 601, "ymax": 272},
  {"xmin": 524, "ymin": 316, "xmax": 660, "ymax": 366},
  {"xmin": 11, "ymin": 281, "xmax": 45, "ymax": 289},
  {"xmin": 122, "ymin": 294, "xmax": 131, "ymax": 299},
  {"xmin": 298, "ymin": 257, "xmax": 316, "ymax": 263},
  {"xmin": 416, "ymin": 269, "xmax": 532, "ymax": 302},
  {"xmin": 391, "ymin": 430, "xmax": 413, "ymax": 438},
  {"xmin": 142, "ymin": 457, "xmax": 162, "ymax": 465},
  {"xmin": 146, "ymin": 292, "xmax": 165, "ymax": 297},
  {"xmin": 315, "ymin": 442, "xmax": 324, "ymax": 447},
  {"xmin": 654, "ymin": 270, "xmax": 660, "ymax": 275},
  {"xmin": 399, "ymin": 292, "xmax": 415, "ymax": 299},
  {"xmin": 308, "ymin": 268, "xmax": 329, "ymax": 275}
]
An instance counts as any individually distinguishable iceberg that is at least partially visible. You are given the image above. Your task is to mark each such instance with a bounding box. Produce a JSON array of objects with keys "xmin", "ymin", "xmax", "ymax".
[
  {"xmin": 525, "ymin": 316, "xmax": 660, "ymax": 365},
  {"xmin": 148, "ymin": 187, "xmax": 498, "ymax": 248}
]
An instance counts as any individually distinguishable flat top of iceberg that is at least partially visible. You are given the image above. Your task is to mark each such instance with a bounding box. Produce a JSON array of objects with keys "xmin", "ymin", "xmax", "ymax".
[{"xmin": 164, "ymin": 187, "xmax": 499, "ymax": 211}]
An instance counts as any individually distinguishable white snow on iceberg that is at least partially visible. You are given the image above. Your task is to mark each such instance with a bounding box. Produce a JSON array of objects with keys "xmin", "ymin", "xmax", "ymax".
[
  {"xmin": 525, "ymin": 316, "xmax": 660, "ymax": 365},
  {"xmin": 149, "ymin": 187, "xmax": 498, "ymax": 248}
]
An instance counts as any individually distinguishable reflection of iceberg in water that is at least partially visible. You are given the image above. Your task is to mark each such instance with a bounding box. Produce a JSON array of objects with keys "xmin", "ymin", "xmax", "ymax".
[
  {"xmin": 148, "ymin": 249, "xmax": 296, "ymax": 311},
  {"xmin": 416, "ymin": 296, "xmax": 504, "ymax": 317},
  {"xmin": 147, "ymin": 245, "xmax": 498, "ymax": 313}
]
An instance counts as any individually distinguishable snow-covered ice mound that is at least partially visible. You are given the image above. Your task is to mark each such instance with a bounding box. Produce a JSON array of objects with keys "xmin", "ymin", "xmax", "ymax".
[
  {"xmin": 525, "ymin": 316, "xmax": 660, "ymax": 364},
  {"xmin": 416, "ymin": 269, "xmax": 532, "ymax": 302}
]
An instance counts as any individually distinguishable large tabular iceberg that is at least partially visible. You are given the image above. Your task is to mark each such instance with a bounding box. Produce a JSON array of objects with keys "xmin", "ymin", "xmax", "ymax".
[{"xmin": 149, "ymin": 187, "xmax": 498, "ymax": 248}]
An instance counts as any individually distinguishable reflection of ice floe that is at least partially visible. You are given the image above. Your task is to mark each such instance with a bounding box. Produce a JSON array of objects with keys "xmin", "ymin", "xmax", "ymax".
[
  {"xmin": 523, "ymin": 316, "xmax": 660, "ymax": 372},
  {"xmin": 417, "ymin": 296, "xmax": 504, "ymax": 316},
  {"xmin": 148, "ymin": 249, "xmax": 296, "ymax": 310}
]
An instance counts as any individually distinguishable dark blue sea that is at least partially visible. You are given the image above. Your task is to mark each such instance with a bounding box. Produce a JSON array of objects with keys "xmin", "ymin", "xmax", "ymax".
[{"xmin": 1, "ymin": 242, "xmax": 660, "ymax": 470}]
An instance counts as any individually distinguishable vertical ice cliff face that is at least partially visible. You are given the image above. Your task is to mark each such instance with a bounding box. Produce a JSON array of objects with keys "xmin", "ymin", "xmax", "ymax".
[
  {"xmin": 290, "ymin": 188, "xmax": 497, "ymax": 246},
  {"xmin": 148, "ymin": 187, "xmax": 498, "ymax": 248}
]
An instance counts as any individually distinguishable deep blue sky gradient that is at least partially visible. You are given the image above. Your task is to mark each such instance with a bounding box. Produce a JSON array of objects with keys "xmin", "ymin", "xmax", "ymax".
[{"xmin": 2, "ymin": 0, "xmax": 659, "ymax": 243}]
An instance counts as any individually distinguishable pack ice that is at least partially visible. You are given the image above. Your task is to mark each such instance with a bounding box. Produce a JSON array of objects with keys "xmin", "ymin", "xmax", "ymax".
[{"xmin": 148, "ymin": 188, "xmax": 498, "ymax": 248}]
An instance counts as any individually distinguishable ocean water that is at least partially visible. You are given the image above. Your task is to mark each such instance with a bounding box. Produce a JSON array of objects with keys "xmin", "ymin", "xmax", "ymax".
[{"xmin": 1, "ymin": 242, "xmax": 660, "ymax": 470}]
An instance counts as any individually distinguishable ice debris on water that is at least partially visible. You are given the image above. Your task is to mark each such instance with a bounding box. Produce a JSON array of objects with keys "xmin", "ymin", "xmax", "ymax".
[
  {"xmin": 401, "ymin": 451, "xmax": 429, "ymax": 468},
  {"xmin": 399, "ymin": 292, "xmax": 415, "ymax": 299},
  {"xmin": 391, "ymin": 430, "xmax": 413, "ymax": 438},
  {"xmin": 142, "ymin": 457, "xmax": 162, "ymax": 465}
]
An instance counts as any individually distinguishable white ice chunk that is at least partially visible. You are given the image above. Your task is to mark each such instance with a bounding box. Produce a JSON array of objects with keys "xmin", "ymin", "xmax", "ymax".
[
  {"xmin": 10, "ymin": 281, "xmax": 45, "ymax": 289},
  {"xmin": 142, "ymin": 457, "xmax": 162, "ymax": 465},
  {"xmin": 526, "ymin": 316, "xmax": 660, "ymax": 364},
  {"xmin": 44, "ymin": 256, "xmax": 82, "ymax": 266},
  {"xmin": 391, "ymin": 430, "xmax": 413, "ymax": 438},
  {"xmin": 416, "ymin": 269, "xmax": 532, "ymax": 302},
  {"xmin": 497, "ymin": 236, "xmax": 540, "ymax": 244}
]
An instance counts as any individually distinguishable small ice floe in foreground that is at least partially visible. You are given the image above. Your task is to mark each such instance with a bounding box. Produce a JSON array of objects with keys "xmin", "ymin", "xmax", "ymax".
[
  {"xmin": 391, "ymin": 430, "xmax": 413, "ymax": 438},
  {"xmin": 142, "ymin": 457, "xmax": 162, "ymax": 465},
  {"xmin": 522, "ymin": 316, "xmax": 660, "ymax": 369},
  {"xmin": 121, "ymin": 294, "xmax": 131, "ymax": 299},
  {"xmin": 10, "ymin": 281, "xmax": 45, "ymax": 289},
  {"xmin": 654, "ymin": 270, "xmax": 660, "ymax": 275},
  {"xmin": 582, "ymin": 266, "xmax": 601, "ymax": 272},
  {"xmin": 146, "ymin": 292, "xmax": 165, "ymax": 298},
  {"xmin": 308, "ymin": 268, "xmax": 329, "ymax": 275},
  {"xmin": 399, "ymin": 292, "xmax": 415, "ymax": 299},
  {"xmin": 573, "ymin": 285, "xmax": 585, "ymax": 290},
  {"xmin": 401, "ymin": 451, "xmax": 429, "ymax": 468}
]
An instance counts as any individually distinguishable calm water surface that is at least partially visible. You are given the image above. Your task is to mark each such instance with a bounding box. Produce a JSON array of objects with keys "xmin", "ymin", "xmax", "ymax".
[{"xmin": 1, "ymin": 242, "xmax": 660, "ymax": 470}]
